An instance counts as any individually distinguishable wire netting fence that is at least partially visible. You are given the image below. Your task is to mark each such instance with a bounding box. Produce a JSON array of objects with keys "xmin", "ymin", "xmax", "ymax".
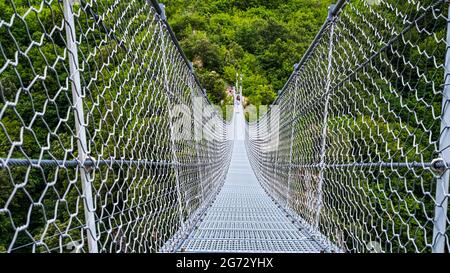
[
  {"xmin": 0, "ymin": 0, "xmax": 232, "ymax": 253},
  {"xmin": 246, "ymin": 0, "xmax": 450, "ymax": 253}
]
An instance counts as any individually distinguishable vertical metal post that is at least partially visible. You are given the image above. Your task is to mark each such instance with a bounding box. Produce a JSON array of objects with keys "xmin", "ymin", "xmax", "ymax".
[
  {"xmin": 286, "ymin": 67, "xmax": 299, "ymax": 209},
  {"xmin": 191, "ymin": 84, "xmax": 205, "ymax": 204},
  {"xmin": 272, "ymin": 100, "xmax": 281, "ymax": 204},
  {"xmin": 63, "ymin": 0, "xmax": 98, "ymax": 253},
  {"xmin": 239, "ymin": 74, "xmax": 243, "ymax": 102},
  {"xmin": 316, "ymin": 5, "xmax": 336, "ymax": 229},
  {"xmin": 234, "ymin": 74, "xmax": 239, "ymax": 141},
  {"xmin": 432, "ymin": 5, "xmax": 450, "ymax": 253},
  {"xmin": 158, "ymin": 13, "xmax": 186, "ymax": 238}
]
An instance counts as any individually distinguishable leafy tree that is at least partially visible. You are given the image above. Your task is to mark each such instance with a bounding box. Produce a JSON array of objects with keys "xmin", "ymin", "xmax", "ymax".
[
  {"xmin": 161, "ymin": 0, "xmax": 333, "ymax": 106},
  {"xmin": 198, "ymin": 71, "xmax": 227, "ymax": 103}
]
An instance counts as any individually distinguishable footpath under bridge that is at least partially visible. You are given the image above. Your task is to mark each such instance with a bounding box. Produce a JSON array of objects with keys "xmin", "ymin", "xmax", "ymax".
[{"xmin": 0, "ymin": 0, "xmax": 449, "ymax": 253}]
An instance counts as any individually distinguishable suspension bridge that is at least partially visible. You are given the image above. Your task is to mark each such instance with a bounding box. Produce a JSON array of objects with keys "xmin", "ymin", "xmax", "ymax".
[{"xmin": 0, "ymin": 0, "xmax": 449, "ymax": 253}]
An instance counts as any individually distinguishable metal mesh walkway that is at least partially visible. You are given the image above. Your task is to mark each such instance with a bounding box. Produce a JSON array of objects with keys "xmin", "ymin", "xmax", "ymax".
[
  {"xmin": 178, "ymin": 105, "xmax": 325, "ymax": 253},
  {"xmin": 1, "ymin": 0, "xmax": 449, "ymax": 254}
]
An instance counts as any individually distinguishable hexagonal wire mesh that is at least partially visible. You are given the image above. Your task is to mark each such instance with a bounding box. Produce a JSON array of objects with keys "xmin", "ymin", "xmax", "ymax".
[
  {"xmin": 1, "ymin": 0, "xmax": 450, "ymax": 254},
  {"xmin": 0, "ymin": 0, "xmax": 232, "ymax": 252},
  {"xmin": 246, "ymin": 0, "xmax": 450, "ymax": 253}
]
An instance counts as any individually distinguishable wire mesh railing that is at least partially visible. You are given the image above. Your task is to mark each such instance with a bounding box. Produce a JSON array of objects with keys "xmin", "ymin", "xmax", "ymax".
[
  {"xmin": 246, "ymin": 0, "xmax": 450, "ymax": 253},
  {"xmin": 0, "ymin": 0, "xmax": 232, "ymax": 253}
]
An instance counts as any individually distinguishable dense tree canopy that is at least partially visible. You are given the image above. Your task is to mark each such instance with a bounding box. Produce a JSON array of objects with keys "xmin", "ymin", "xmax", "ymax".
[
  {"xmin": 0, "ymin": 0, "xmax": 446, "ymax": 253},
  {"xmin": 161, "ymin": 0, "xmax": 333, "ymax": 106}
]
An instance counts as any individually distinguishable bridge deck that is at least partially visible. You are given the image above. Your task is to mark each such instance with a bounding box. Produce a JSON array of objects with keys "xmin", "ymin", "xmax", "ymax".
[{"xmin": 179, "ymin": 104, "xmax": 324, "ymax": 253}]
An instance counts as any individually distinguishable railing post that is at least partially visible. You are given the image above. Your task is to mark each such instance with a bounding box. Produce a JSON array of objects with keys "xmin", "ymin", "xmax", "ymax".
[
  {"xmin": 272, "ymin": 109, "xmax": 280, "ymax": 202},
  {"xmin": 286, "ymin": 65, "xmax": 299, "ymax": 209},
  {"xmin": 316, "ymin": 4, "xmax": 336, "ymax": 229},
  {"xmin": 157, "ymin": 9, "xmax": 186, "ymax": 241},
  {"xmin": 432, "ymin": 4, "xmax": 450, "ymax": 253},
  {"xmin": 63, "ymin": 0, "xmax": 98, "ymax": 253},
  {"xmin": 191, "ymin": 81, "xmax": 205, "ymax": 204}
]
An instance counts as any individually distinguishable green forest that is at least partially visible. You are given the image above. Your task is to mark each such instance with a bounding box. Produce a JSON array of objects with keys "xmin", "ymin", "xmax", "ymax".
[
  {"xmin": 0, "ymin": 0, "xmax": 448, "ymax": 253},
  {"xmin": 160, "ymin": 0, "xmax": 333, "ymax": 106},
  {"xmin": 0, "ymin": 0, "xmax": 335, "ymax": 252}
]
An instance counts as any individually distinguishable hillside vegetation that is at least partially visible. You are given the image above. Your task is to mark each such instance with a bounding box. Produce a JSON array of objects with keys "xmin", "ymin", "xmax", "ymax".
[{"xmin": 161, "ymin": 0, "xmax": 333, "ymax": 106}]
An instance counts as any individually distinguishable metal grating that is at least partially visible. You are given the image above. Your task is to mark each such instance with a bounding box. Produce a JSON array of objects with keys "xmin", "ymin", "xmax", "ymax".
[
  {"xmin": 182, "ymin": 239, "xmax": 323, "ymax": 253},
  {"xmin": 190, "ymin": 230, "xmax": 308, "ymax": 240},
  {"xmin": 197, "ymin": 222, "xmax": 299, "ymax": 231},
  {"xmin": 178, "ymin": 105, "xmax": 327, "ymax": 253}
]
